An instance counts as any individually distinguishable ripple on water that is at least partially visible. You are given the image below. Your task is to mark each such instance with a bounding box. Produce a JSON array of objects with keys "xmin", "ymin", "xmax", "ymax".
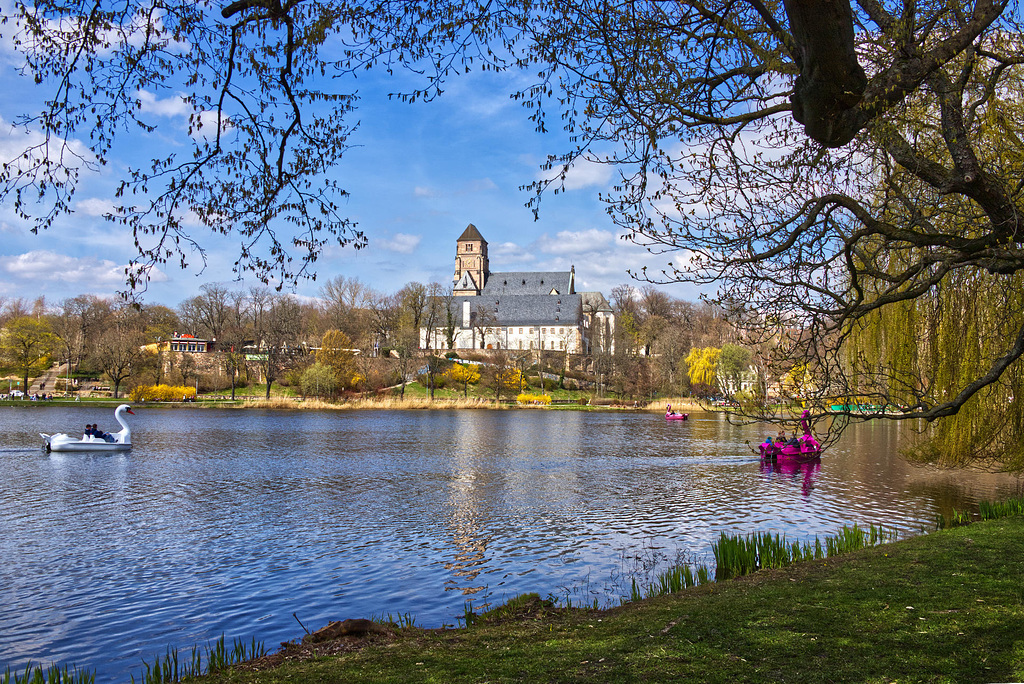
[{"xmin": 1, "ymin": 408, "xmax": 1020, "ymax": 681}]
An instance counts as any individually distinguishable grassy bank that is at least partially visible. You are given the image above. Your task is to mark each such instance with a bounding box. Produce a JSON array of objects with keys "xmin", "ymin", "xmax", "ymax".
[{"xmin": 191, "ymin": 517, "xmax": 1024, "ymax": 684}]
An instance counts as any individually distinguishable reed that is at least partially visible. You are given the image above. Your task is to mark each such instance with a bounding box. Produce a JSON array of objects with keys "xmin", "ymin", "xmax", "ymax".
[
  {"xmin": 373, "ymin": 613, "xmax": 416, "ymax": 629},
  {"xmin": 978, "ymin": 494, "xmax": 1024, "ymax": 520},
  {"xmin": 2, "ymin": 663, "xmax": 94, "ymax": 684},
  {"xmin": 712, "ymin": 532, "xmax": 758, "ymax": 580},
  {"xmin": 936, "ymin": 509, "xmax": 974, "ymax": 529},
  {"xmin": 711, "ymin": 524, "xmax": 897, "ymax": 581},
  {"xmin": 654, "ymin": 562, "xmax": 705, "ymax": 595},
  {"xmin": 130, "ymin": 636, "xmax": 266, "ymax": 684},
  {"xmin": 646, "ymin": 398, "xmax": 701, "ymax": 413}
]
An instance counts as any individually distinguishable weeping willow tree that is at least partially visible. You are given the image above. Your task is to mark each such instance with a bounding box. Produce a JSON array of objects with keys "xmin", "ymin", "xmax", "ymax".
[
  {"xmin": 685, "ymin": 346, "xmax": 721, "ymax": 395},
  {"xmin": 842, "ymin": 38, "xmax": 1024, "ymax": 468},
  {"xmin": 846, "ymin": 260, "xmax": 1024, "ymax": 469}
]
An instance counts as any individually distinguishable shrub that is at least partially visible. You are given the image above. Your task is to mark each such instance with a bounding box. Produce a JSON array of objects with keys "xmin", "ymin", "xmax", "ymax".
[
  {"xmin": 517, "ymin": 393, "xmax": 551, "ymax": 405},
  {"xmin": 130, "ymin": 384, "xmax": 198, "ymax": 402},
  {"xmin": 418, "ymin": 373, "xmax": 448, "ymax": 389}
]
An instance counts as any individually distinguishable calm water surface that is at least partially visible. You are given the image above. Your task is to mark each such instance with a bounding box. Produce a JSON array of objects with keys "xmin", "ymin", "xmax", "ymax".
[{"xmin": 1, "ymin": 406, "xmax": 1020, "ymax": 681}]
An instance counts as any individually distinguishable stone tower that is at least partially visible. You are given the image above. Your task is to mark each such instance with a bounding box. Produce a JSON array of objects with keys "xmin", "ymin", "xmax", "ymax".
[{"xmin": 453, "ymin": 223, "xmax": 489, "ymax": 295}]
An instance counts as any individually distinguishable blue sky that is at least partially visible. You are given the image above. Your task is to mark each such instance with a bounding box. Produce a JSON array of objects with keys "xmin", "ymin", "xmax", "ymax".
[{"xmin": 0, "ymin": 22, "xmax": 703, "ymax": 309}]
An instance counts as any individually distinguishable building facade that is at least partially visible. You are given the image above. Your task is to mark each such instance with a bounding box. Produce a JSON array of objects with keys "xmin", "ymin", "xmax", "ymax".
[{"xmin": 422, "ymin": 225, "xmax": 614, "ymax": 353}]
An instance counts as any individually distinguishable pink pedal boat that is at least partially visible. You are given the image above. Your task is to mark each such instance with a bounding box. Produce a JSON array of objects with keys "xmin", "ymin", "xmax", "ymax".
[
  {"xmin": 759, "ymin": 410, "xmax": 822, "ymax": 460},
  {"xmin": 665, "ymin": 404, "xmax": 688, "ymax": 420}
]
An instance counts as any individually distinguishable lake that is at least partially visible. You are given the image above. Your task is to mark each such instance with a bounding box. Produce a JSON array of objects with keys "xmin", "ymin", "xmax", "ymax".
[{"xmin": 1, "ymin": 405, "xmax": 1020, "ymax": 681}]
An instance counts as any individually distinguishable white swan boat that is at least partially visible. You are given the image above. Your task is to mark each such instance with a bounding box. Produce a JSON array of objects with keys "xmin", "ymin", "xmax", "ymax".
[{"xmin": 41, "ymin": 404, "xmax": 135, "ymax": 452}]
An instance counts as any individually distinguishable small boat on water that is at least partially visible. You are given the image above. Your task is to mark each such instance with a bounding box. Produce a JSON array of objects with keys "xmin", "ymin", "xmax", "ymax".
[
  {"xmin": 41, "ymin": 404, "xmax": 135, "ymax": 453},
  {"xmin": 665, "ymin": 404, "xmax": 688, "ymax": 421},
  {"xmin": 760, "ymin": 409, "xmax": 821, "ymax": 460}
]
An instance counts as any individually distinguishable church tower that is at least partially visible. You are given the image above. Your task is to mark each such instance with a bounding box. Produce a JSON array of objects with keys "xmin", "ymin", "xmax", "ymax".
[{"xmin": 453, "ymin": 223, "xmax": 489, "ymax": 295}]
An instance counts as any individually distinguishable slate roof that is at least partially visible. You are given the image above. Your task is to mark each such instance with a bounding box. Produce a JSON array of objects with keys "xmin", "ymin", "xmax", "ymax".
[
  {"xmin": 481, "ymin": 271, "xmax": 574, "ymax": 296},
  {"xmin": 452, "ymin": 293, "xmax": 583, "ymax": 326},
  {"xmin": 454, "ymin": 271, "xmax": 480, "ymax": 292},
  {"xmin": 457, "ymin": 223, "xmax": 485, "ymax": 242},
  {"xmin": 579, "ymin": 291, "xmax": 612, "ymax": 313}
]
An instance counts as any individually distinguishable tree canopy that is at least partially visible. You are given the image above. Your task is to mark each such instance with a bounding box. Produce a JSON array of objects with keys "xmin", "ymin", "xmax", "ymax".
[{"xmin": 4, "ymin": 0, "xmax": 1024, "ymax": 438}]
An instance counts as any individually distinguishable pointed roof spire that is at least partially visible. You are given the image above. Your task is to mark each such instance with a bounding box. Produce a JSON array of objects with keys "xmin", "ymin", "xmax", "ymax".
[{"xmin": 457, "ymin": 223, "xmax": 485, "ymax": 242}]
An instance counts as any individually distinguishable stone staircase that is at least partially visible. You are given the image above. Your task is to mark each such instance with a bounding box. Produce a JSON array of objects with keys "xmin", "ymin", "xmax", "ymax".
[{"xmin": 32, "ymin": 362, "xmax": 66, "ymax": 394}]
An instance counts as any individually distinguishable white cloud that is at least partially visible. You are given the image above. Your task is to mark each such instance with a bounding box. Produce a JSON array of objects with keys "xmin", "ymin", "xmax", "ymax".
[
  {"xmin": 537, "ymin": 158, "xmax": 613, "ymax": 191},
  {"xmin": 413, "ymin": 178, "xmax": 497, "ymax": 200},
  {"xmin": 0, "ymin": 116, "xmax": 93, "ymax": 177},
  {"xmin": 466, "ymin": 178, "xmax": 498, "ymax": 192},
  {"xmin": 136, "ymin": 90, "xmax": 191, "ymax": 118},
  {"xmin": 0, "ymin": 250, "xmax": 160, "ymax": 287},
  {"xmin": 377, "ymin": 233, "xmax": 421, "ymax": 254},
  {"xmin": 535, "ymin": 228, "xmax": 616, "ymax": 256},
  {"xmin": 76, "ymin": 197, "xmax": 114, "ymax": 217},
  {"xmin": 192, "ymin": 109, "xmax": 232, "ymax": 139},
  {"xmin": 491, "ymin": 241, "xmax": 534, "ymax": 262}
]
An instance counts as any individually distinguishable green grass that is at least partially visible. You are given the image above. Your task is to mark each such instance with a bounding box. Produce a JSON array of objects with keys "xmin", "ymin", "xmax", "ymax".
[{"xmin": 194, "ymin": 514, "xmax": 1024, "ymax": 684}]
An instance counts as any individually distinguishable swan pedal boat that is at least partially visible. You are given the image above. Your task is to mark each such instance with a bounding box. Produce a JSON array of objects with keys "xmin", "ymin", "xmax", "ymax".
[
  {"xmin": 760, "ymin": 409, "xmax": 822, "ymax": 460},
  {"xmin": 41, "ymin": 404, "xmax": 135, "ymax": 453}
]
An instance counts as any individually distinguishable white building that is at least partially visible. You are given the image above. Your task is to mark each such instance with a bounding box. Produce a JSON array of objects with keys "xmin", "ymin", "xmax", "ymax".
[{"xmin": 421, "ymin": 225, "xmax": 614, "ymax": 353}]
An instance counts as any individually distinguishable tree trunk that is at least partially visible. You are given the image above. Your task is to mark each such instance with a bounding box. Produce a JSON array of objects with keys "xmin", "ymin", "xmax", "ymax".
[{"xmin": 782, "ymin": 0, "xmax": 866, "ymax": 146}]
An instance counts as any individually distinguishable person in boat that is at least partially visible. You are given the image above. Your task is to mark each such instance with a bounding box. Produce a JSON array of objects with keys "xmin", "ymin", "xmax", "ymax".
[
  {"xmin": 666, "ymin": 403, "xmax": 677, "ymax": 416},
  {"xmin": 87, "ymin": 423, "xmax": 113, "ymax": 442},
  {"xmin": 84, "ymin": 424, "xmax": 94, "ymax": 438}
]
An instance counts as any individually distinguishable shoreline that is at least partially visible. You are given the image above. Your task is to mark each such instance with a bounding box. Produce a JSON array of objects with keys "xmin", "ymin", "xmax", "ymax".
[
  {"xmin": 196, "ymin": 514, "xmax": 1024, "ymax": 682},
  {"xmin": 1, "ymin": 396, "xmax": 708, "ymax": 413}
]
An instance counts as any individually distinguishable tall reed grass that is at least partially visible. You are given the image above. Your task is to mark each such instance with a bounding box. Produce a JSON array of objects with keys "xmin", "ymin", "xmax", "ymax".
[
  {"xmin": 2, "ymin": 663, "xmax": 94, "ymax": 684},
  {"xmin": 646, "ymin": 398, "xmax": 701, "ymax": 413},
  {"xmin": 639, "ymin": 524, "xmax": 899, "ymax": 592},
  {"xmin": 978, "ymin": 494, "xmax": 1024, "ymax": 520},
  {"xmin": 129, "ymin": 636, "xmax": 266, "ymax": 684}
]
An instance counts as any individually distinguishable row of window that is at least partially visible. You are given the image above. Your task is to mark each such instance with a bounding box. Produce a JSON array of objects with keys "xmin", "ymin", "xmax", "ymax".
[
  {"xmin": 517, "ymin": 340, "xmax": 565, "ymax": 350},
  {"xmin": 170, "ymin": 342, "xmax": 207, "ymax": 352},
  {"xmin": 510, "ymin": 327, "xmax": 566, "ymax": 335}
]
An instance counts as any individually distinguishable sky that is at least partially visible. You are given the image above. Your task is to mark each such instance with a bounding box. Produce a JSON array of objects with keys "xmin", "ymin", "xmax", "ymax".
[{"xmin": 0, "ymin": 14, "xmax": 704, "ymax": 311}]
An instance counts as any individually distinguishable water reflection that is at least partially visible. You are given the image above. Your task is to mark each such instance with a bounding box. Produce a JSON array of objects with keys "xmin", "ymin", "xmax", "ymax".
[
  {"xmin": 0, "ymin": 406, "xmax": 1021, "ymax": 682},
  {"xmin": 760, "ymin": 457, "xmax": 821, "ymax": 497}
]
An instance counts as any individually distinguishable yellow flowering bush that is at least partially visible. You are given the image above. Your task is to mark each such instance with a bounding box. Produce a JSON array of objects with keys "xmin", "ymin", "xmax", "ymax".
[
  {"xmin": 516, "ymin": 393, "xmax": 551, "ymax": 405},
  {"xmin": 130, "ymin": 384, "xmax": 198, "ymax": 402}
]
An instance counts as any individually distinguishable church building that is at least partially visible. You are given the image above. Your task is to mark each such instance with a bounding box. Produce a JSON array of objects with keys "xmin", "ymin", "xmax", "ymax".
[{"xmin": 421, "ymin": 224, "xmax": 614, "ymax": 353}]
